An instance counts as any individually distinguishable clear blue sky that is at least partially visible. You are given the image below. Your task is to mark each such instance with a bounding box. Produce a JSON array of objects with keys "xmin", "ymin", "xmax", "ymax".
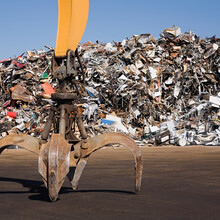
[{"xmin": 0, "ymin": 0, "xmax": 219, "ymax": 59}]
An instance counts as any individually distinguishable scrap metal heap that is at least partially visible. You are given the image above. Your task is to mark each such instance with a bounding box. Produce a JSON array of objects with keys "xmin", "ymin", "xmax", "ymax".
[
  {"xmin": 0, "ymin": 27, "xmax": 219, "ymax": 146},
  {"xmin": 80, "ymin": 26, "xmax": 220, "ymax": 146}
]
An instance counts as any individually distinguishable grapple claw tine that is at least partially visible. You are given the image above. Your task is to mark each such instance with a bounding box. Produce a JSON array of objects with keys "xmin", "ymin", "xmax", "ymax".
[
  {"xmin": 38, "ymin": 134, "xmax": 71, "ymax": 202},
  {"xmin": 135, "ymin": 155, "xmax": 143, "ymax": 192},
  {"xmin": 68, "ymin": 157, "xmax": 88, "ymax": 190},
  {"xmin": 0, "ymin": 134, "xmax": 42, "ymax": 155},
  {"xmin": 78, "ymin": 132, "xmax": 143, "ymax": 192}
]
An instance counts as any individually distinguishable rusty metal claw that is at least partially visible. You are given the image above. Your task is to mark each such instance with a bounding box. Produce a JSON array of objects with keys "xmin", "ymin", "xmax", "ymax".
[
  {"xmin": 0, "ymin": 132, "xmax": 143, "ymax": 202},
  {"xmin": 0, "ymin": 0, "xmax": 144, "ymax": 203}
]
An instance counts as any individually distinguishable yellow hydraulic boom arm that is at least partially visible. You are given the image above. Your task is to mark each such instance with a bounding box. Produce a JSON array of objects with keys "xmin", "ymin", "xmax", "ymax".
[{"xmin": 55, "ymin": 0, "xmax": 89, "ymax": 57}]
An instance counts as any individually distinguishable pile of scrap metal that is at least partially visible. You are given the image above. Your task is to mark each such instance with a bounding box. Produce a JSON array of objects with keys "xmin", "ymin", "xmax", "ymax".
[{"xmin": 0, "ymin": 26, "xmax": 220, "ymax": 146}]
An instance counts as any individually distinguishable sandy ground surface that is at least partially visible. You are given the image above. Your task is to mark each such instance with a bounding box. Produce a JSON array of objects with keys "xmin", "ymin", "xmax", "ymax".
[{"xmin": 0, "ymin": 146, "xmax": 220, "ymax": 220}]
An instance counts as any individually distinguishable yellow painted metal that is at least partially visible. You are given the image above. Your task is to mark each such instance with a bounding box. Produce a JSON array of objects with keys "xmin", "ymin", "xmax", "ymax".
[{"xmin": 55, "ymin": 0, "xmax": 89, "ymax": 57}]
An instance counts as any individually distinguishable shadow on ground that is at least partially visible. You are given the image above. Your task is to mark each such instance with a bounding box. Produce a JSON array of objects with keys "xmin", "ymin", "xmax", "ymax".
[{"xmin": 0, "ymin": 177, "xmax": 135, "ymax": 202}]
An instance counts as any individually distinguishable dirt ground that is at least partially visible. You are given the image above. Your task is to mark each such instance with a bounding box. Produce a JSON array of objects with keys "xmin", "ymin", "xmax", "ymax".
[{"xmin": 0, "ymin": 146, "xmax": 220, "ymax": 220}]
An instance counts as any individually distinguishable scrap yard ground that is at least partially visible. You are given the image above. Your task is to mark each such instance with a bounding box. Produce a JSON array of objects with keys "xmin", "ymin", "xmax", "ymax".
[{"xmin": 0, "ymin": 146, "xmax": 220, "ymax": 220}]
